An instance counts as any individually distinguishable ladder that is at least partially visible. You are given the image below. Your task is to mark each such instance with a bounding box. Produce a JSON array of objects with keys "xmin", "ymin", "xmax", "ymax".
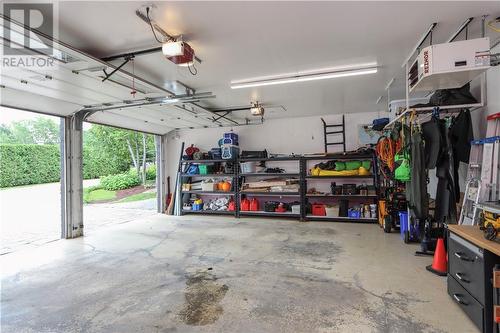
[
  {"xmin": 459, "ymin": 136, "xmax": 500, "ymax": 225},
  {"xmin": 459, "ymin": 142, "xmax": 483, "ymax": 225},
  {"xmin": 321, "ymin": 115, "xmax": 346, "ymax": 154}
]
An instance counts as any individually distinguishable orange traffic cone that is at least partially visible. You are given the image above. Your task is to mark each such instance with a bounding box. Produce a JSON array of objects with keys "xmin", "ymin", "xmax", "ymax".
[{"xmin": 426, "ymin": 238, "xmax": 447, "ymax": 276}]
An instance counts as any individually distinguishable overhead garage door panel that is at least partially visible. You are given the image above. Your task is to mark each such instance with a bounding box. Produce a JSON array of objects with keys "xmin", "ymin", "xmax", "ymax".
[{"xmin": 1, "ymin": 86, "xmax": 80, "ymax": 117}]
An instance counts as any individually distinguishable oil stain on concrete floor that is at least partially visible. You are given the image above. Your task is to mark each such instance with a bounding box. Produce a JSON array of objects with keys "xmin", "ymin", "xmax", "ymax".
[
  {"xmin": 1, "ymin": 215, "xmax": 478, "ymax": 332},
  {"xmin": 178, "ymin": 269, "xmax": 229, "ymax": 326}
]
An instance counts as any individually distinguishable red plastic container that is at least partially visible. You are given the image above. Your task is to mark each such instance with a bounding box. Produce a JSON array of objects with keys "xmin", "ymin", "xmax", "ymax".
[
  {"xmin": 250, "ymin": 198, "xmax": 259, "ymax": 211},
  {"xmin": 240, "ymin": 198, "xmax": 250, "ymax": 211},
  {"xmin": 228, "ymin": 201, "xmax": 236, "ymax": 211},
  {"xmin": 312, "ymin": 204, "xmax": 326, "ymax": 216}
]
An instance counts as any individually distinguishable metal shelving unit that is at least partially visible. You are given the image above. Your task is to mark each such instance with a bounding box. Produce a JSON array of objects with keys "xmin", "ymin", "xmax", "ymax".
[
  {"xmin": 178, "ymin": 158, "xmax": 238, "ymax": 217},
  {"xmin": 238, "ymin": 156, "xmax": 303, "ymax": 219},
  {"xmin": 303, "ymin": 152, "xmax": 379, "ymax": 223},
  {"xmin": 176, "ymin": 153, "xmax": 379, "ymax": 223}
]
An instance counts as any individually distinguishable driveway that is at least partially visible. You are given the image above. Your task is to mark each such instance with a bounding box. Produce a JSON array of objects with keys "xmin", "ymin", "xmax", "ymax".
[{"xmin": 0, "ymin": 180, "xmax": 156, "ymax": 254}]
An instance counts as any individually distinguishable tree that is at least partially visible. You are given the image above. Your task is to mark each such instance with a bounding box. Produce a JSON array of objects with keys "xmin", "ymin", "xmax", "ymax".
[
  {"xmin": 0, "ymin": 124, "xmax": 15, "ymax": 143},
  {"xmin": 0, "ymin": 117, "xmax": 60, "ymax": 144},
  {"xmin": 85, "ymin": 125, "xmax": 155, "ymax": 185}
]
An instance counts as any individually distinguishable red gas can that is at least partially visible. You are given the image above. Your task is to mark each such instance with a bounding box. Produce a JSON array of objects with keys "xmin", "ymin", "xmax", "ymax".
[
  {"xmin": 250, "ymin": 198, "xmax": 259, "ymax": 211},
  {"xmin": 228, "ymin": 201, "xmax": 236, "ymax": 211},
  {"xmin": 240, "ymin": 198, "xmax": 250, "ymax": 211},
  {"xmin": 312, "ymin": 204, "xmax": 326, "ymax": 216}
]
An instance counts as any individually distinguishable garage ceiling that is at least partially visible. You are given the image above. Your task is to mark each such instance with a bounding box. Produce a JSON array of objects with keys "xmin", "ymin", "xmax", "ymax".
[{"xmin": 2, "ymin": 1, "xmax": 499, "ymax": 134}]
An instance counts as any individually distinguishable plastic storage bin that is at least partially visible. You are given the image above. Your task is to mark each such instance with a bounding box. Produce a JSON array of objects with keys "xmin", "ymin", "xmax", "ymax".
[
  {"xmin": 192, "ymin": 203, "xmax": 204, "ymax": 211},
  {"xmin": 209, "ymin": 148, "xmax": 222, "ymax": 159},
  {"xmin": 241, "ymin": 161, "xmax": 257, "ymax": 174},
  {"xmin": 223, "ymin": 132, "xmax": 239, "ymax": 142},
  {"xmin": 325, "ymin": 205, "xmax": 339, "ymax": 217},
  {"xmin": 199, "ymin": 165, "xmax": 213, "ymax": 175},
  {"xmin": 201, "ymin": 182, "xmax": 216, "ymax": 191},
  {"xmin": 348, "ymin": 209, "xmax": 361, "ymax": 218}
]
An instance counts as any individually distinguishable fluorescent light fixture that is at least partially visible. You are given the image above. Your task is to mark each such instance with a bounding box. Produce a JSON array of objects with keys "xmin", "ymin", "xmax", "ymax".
[
  {"xmin": 162, "ymin": 41, "xmax": 184, "ymax": 57},
  {"xmin": 230, "ymin": 64, "xmax": 378, "ymax": 89}
]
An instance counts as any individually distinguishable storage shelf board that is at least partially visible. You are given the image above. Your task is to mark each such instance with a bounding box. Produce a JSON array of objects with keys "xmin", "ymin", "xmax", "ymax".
[
  {"xmin": 240, "ymin": 192, "xmax": 300, "ymax": 196},
  {"xmin": 305, "ymin": 215, "xmax": 377, "ymax": 223},
  {"xmin": 182, "ymin": 191, "xmax": 235, "ymax": 195},
  {"xmin": 384, "ymin": 103, "xmax": 484, "ymax": 130},
  {"xmin": 303, "ymin": 154, "xmax": 373, "ymax": 160},
  {"xmin": 240, "ymin": 173, "xmax": 300, "ymax": 177},
  {"xmin": 181, "ymin": 159, "xmax": 235, "ymax": 163},
  {"xmin": 239, "ymin": 157, "xmax": 301, "ymax": 162},
  {"xmin": 306, "ymin": 175, "xmax": 373, "ymax": 179},
  {"xmin": 180, "ymin": 173, "xmax": 235, "ymax": 178},
  {"xmin": 306, "ymin": 194, "xmax": 378, "ymax": 199},
  {"xmin": 239, "ymin": 211, "xmax": 300, "ymax": 217},
  {"xmin": 182, "ymin": 210, "xmax": 234, "ymax": 215}
]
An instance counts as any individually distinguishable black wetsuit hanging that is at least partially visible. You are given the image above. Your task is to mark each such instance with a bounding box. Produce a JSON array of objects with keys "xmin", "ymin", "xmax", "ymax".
[
  {"xmin": 408, "ymin": 131, "xmax": 428, "ymax": 220},
  {"xmin": 449, "ymin": 109, "xmax": 474, "ymax": 200},
  {"xmin": 422, "ymin": 108, "xmax": 457, "ymax": 223},
  {"xmin": 421, "ymin": 117, "xmax": 443, "ymax": 169},
  {"xmin": 435, "ymin": 118, "xmax": 457, "ymax": 223}
]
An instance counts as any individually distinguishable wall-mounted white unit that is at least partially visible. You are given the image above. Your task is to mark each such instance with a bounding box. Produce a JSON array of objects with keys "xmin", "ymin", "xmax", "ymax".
[{"xmin": 408, "ymin": 37, "xmax": 490, "ymax": 92}]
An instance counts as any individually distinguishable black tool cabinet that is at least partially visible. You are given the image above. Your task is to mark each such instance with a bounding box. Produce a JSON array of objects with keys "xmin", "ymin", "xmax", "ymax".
[{"xmin": 447, "ymin": 226, "xmax": 500, "ymax": 333}]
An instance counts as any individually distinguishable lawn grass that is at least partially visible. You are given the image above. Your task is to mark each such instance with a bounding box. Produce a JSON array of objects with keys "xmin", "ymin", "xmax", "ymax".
[
  {"xmin": 83, "ymin": 188, "xmax": 116, "ymax": 203},
  {"xmin": 117, "ymin": 191, "xmax": 156, "ymax": 203}
]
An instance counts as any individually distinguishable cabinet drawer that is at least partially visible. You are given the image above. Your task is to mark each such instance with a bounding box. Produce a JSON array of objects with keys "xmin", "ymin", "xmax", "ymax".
[
  {"xmin": 449, "ymin": 233, "xmax": 485, "ymax": 304},
  {"xmin": 448, "ymin": 274, "xmax": 484, "ymax": 332}
]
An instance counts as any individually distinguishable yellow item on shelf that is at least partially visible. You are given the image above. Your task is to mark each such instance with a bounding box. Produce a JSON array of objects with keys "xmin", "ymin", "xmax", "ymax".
[
  {"xmin": 310, "ymin": 167, "xmax": 370, "ymax": 176},
  {"xmin": 358, "ymin": 167, "xmax": 370, "ymax": 176}
]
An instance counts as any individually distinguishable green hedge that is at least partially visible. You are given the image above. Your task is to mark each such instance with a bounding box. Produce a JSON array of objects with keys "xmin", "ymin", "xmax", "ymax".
[
  {"xmin": 0, "ymin": 144, "xmax": 60, "ymax": 187},
  {"xmin": 100, "ymin": 172, "xmax": 140, "ymax": 191},
  {"xmin": 0, "ymin": 144, "xmax": 131, "ymax": 188}
]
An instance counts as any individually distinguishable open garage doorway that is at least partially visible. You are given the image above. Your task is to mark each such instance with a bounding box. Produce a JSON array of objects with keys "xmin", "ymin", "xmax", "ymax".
[
  {"xmin": 82, "ymin": 123, "xmax": 158, "ymax": 234},
  {"xmin": 0, "ymin": 107, "xmax": 68, "ymax": 254}
]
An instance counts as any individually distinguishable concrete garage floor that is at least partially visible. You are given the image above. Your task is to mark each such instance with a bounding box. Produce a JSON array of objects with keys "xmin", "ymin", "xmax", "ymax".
[{"xmin": 1, "ymin": 215, "xmax": 478, "ymax": 333}]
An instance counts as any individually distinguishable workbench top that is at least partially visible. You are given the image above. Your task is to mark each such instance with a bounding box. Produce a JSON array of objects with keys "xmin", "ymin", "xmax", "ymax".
[{"xmin": 448, "ymin": 225, "xmax": 500, "ymax": 257}]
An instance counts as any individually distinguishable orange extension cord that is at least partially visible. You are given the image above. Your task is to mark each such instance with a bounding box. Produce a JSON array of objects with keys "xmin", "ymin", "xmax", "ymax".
[{"xmin": 376, "ymin": 137, "xmax": 395, "ymax": 171}]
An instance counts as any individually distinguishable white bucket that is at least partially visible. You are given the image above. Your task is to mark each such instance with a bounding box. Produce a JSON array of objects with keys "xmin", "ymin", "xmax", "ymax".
[{"xmin": 325, "ymin": 205, "xmax": 339, "ymax": 217}]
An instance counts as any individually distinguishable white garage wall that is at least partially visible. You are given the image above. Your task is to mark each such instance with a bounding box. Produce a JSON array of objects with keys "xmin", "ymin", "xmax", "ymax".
[{"xmin": 166, "ymin": 111, "xmax": 386, "ymax": 184}]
